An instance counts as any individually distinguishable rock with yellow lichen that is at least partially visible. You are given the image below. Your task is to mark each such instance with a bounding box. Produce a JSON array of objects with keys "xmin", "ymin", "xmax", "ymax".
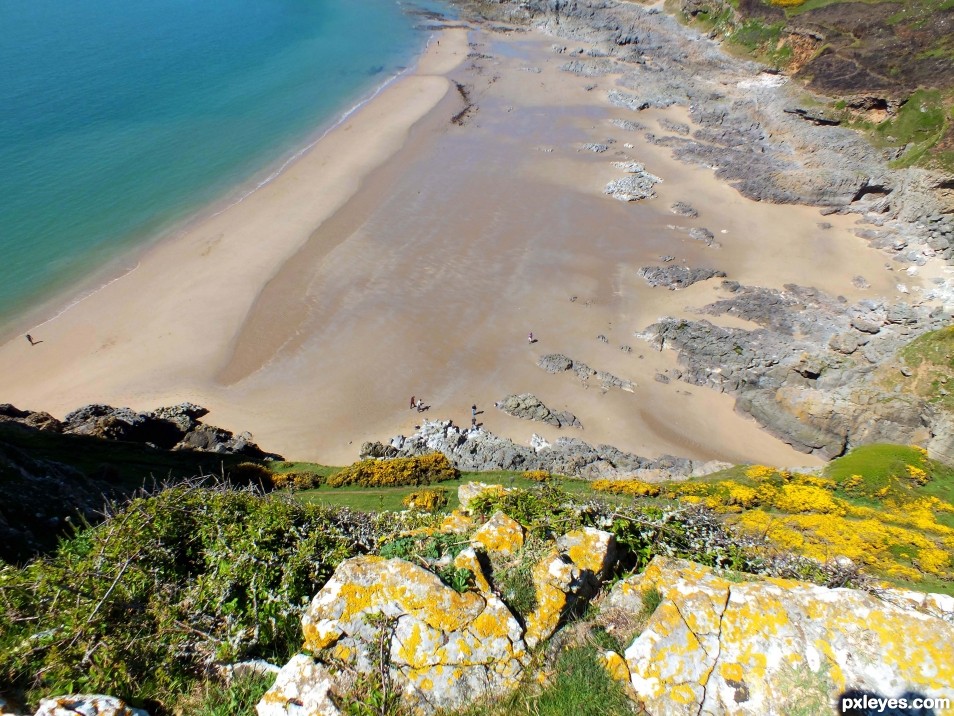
[
  {"xmin": 457, "ymin": 481, "xmax": 507, "ymax": 510},
  {"xmin": 556, "ymin": 527, "xmax": 616, "ymax": 579},
  {"xmin": 256, "ymin": 655, "xmax": 339, "ymax": 716},
  {"xmin": 523, "ymin": 527, "xmax": 615, "ymax": 648},
  {"xmin": 609, "ymin": 556, "xmax": 954, "ymax": 715},
  {"xmin": 471, "ymin": 511, "xmax": 524, "ymax": 556},
  {"xmin": 264, "ymin": 555, "xmax": 529, "ymax": 715},
  {"xmin": 439, "ymin": 509, "xmax": 474, "ymax": 534}
]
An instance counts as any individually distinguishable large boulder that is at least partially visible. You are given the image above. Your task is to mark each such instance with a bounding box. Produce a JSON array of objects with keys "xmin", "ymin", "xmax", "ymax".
[
  {"xmin": 287, "ymin": 556, "xmax": 529, "ymax": 714},
  {"xmin": 471, "ymin": 511, "xmax": 525, "ymax": 557},
  {"xmin": 607, "ymin": 557, "xmax": 954, "ymax": 715},
  {"xmin": 33, "ymin": 696, "xmax": 148, "ymax": 716},
  {"xmin": 524, "ymin": 528, "xmax": 616, "ymax": 648}
]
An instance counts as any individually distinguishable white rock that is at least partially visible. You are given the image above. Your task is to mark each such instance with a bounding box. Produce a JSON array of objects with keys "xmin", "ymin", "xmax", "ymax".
[
  {"xmin": 256, "ymin": 654, "xmax": 339, "ymax": 716},
  {"xmin": 34, "ymin": 696, "xmax": 148, "ymax": 716}
]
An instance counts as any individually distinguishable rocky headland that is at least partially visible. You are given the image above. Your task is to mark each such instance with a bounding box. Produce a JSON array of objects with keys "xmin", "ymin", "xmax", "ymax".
[{"xmin": 0, "ymin": 402, "xmax": 275, "ymax": 562}]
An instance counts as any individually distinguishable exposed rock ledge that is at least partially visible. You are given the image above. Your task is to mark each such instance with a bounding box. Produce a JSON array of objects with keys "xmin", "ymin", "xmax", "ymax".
[
  {"xmin": 360, "ymin": 419, "xmax": 724, "ymax": 479},
  {"xmin": 495, "ymin": 393, "xmax": 582, "ymax": 428},
  {"xmin": 0, "ymin": 402, "xmax": 276, "ymax": 458},
  {"xmin": 644, "ymin": 281, "xmax": 952, "ymax": 457},
  {"xmin": 258, "ymin": 501, "xmax": 954, "ymax": 716}
]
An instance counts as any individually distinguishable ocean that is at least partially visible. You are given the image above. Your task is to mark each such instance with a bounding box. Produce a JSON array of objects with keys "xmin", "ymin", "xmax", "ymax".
[{"xmin": 0, "ymin": 0, "xmax": 446, "ymax": 329}]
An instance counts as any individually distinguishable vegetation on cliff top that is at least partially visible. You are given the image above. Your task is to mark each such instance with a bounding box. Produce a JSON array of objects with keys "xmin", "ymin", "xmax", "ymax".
[
  {"xmin": 593, "ymin": 444, "xmax": 954, "ymax": 593},
  {"xmin": 674, "ymin": 0, "xmax": 954, "ymax": 170}
]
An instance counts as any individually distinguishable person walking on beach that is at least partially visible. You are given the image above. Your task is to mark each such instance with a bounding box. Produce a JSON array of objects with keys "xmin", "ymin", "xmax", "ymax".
[
  {"xmin": 25, "ymin": 334, "xmax": 37, "ymax": 346},
  {"xmin": 410, "ymin": 395, "xmax": 416, "ymax": 410},
  {"xmin": 528, "ymin": 331, "xmax": 534, "ymax": 344},
  {"xmin": 471, "ymin": 404, "xmax": 477, "ymax": 418},
  {"xmin": 416, "ymin": 399, "xmax": 424, "ymax": 413}
]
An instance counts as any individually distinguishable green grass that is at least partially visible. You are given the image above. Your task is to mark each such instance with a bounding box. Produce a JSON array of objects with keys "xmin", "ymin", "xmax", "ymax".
[
  {"xmin": 172, "ymin": 673, "xmax": 273, "ymax": 716},
  {"xmin": 782, "ymin": 0, "xmax": 891, "ymax": 18},
  {"xmin": 294, "ymin": 470, "xmax": 605, "ymax": 512},
  {"xmin": 870, "ymin": 89, "xmax": 952, "ymax": 171},
  {"xmin": 450, "ymin": 644, "xmax": 632, "ymax": 716},
  {"xmin": 269, "ymin": 461, "xmax": 341, "ymax": 479},
  {"xmin": 825, "ymin": 444, "xmax": 929, "ymax": 485}
]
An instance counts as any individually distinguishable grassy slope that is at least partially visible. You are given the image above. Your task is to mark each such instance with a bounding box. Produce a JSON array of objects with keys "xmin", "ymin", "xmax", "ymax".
[{"xmin": 278, "ymin": 462, "xmax": 606, "ymax": 512}]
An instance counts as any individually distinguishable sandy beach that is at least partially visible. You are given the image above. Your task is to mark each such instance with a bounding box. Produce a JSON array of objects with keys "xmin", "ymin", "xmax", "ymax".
[{"xmin": 0, "ymin": 20, "xmax": 924, "ymax": 467}]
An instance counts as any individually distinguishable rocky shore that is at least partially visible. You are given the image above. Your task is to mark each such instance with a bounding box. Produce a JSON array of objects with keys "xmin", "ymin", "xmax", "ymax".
[
  {"xmin": 360, "ymin": 418, "xmax": 727, "ymax": 479},
  {"xmin": 449, "ymin": 0, "xmax": 954, "ymax": 461}
]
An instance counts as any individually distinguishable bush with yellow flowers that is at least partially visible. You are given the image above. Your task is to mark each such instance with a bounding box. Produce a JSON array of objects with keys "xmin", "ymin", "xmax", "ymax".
[
  {"xmin": 523, "ymin": 470, "xmax": 552, "ymax": 483},
  {"xmin": 592, "ymin": 479, "xmax": 661, "ymax": 497},
  {"xmin": 402, "ymin": 487, "xmax": 449, "ymax": 513},
  {"xmin": 327, "ymin": 453, "xmax": 460, "ymax": 488},
  {"xmin": 269, "ymin": 471, "xmax": 324, "ymax": 491}
]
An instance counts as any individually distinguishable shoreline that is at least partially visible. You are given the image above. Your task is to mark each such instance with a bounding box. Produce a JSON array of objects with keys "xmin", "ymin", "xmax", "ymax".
[
  {"xmin": 0, "ymin": 2, "xmax": 948, "ymax": 469},
  {"xmin": 0, "ymin": 33, "xmax": 441, "ymax": 345}
]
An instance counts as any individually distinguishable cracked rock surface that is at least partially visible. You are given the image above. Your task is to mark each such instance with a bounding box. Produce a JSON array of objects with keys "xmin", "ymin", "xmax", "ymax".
[{"xmin": 607, "ymin": 557, "xmax": 954, "ymax": 715}]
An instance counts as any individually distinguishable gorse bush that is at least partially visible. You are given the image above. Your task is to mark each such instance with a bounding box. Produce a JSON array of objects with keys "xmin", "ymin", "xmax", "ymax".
[
  {"xmin": 402, "ymin": 487, "xmax": 449, "ymax": 512},
  {"xmin": 0, "ymin": 484, "xmax": 358, "ymax": 711},
  {"xmin": 270, "ymin": 470, "xmax": 324, "ymax": 491},
  {"xmin": 592, "ymin": 479, "xmax": 661, "ymax": 497},
  {"xmin": 522, "ymin": 470, "xmax": 552, "ymax": 483},
  {"xmin": 327, "ymin": 453, "xmax": 459, "ymax": 488}
]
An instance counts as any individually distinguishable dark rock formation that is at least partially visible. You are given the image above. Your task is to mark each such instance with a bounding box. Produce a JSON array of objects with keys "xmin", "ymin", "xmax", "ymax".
[
  {"xmin": 537, "ymin": 354, "xmax": 635, "ymax": 391},
  {"xmin": 496, "ymin": 393, "xmax": 582, "ymax": 428},
  {"xmin": 646, "ymin": 283, "xmax": 949, "ymax": 456},
  {"xmin": 638, "ymin": 265, "xmax": 727, "ymax": 289},
  {"xmin": 0, "ymin": 403, "xmax": 280, "ymax": 563},
  {"xmin": 59, "ymin": 403, "xmax": 274, "ymax": 457}
]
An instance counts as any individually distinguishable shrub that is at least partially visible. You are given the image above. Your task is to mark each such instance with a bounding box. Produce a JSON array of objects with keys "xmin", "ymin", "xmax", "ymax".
[
  {"xmin": 172, "ymin": 672, "xmax": 273, "ymax": 716},
  {"xmin": 402, "ymin": 487, "xmax": 449, "ymax": 513},
  {"xmin": 592, "ymin": 479, "xmax": 661, "ymax": 497},
  {"xmin": 227, "ymin": 461, "xmax": 273, "ymax": 487},
  {"xmin": 491, "ymin": 541, "xmax": 547, "ymax": 620},
  {"xmin": 770, "ymin": 484, "xmax": 846, "ymax": 515},
  {"xmin": 270, "ymin": 471, "xmax": 324, "ymax": 491},
  {"xmin": 523, "ymin": 470, "xmax": 552, "ymax": 483},
  {"xmin": 0, "ymin": 484, "xmax": 356, "ymax": 710},
  {"xmin": 327, "ymin": 453, "xmax": 459, "ymax": 488}
]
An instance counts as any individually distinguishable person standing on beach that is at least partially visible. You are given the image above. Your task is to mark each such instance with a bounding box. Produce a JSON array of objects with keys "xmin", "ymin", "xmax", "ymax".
[
  {"xmin": 25, "ymin": 334, "xmax": 36, "ymax": 346},
  {"xmin": 528, "ymin": 331, "xmax": 534, "ymax": 344},
  {"xmin": 471, "ymin": 404, "xmax": 477, "ymax": 418},
  {"xmin": 410, "ymin": 395, "xmax": 416, "ymax": 409}
]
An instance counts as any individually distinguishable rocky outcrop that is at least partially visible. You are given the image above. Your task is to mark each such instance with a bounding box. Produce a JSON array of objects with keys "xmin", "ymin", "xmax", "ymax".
[
  {"xmin": 604, "ymin": 163, "xmax": 662, "ymax": 201},
  {"xmin": 646, "ymin": 282, "xmax": 949, "ymax": 456},
  {"xmin": 360, "ymin": 419, "xmax": 703, "ymax": 479},
  {"xmin": 261, "ymin": 504, "xmax": 954, "ymax": 716},
  {"xmin": 60, "ymin": 403, "xmax": 275, "ymax": 457},
  {"xmin": 261, "ymin": 500, "xmax": 618, "ymax": 715},
  {"xmin": 536, "ymin": 353, "xmax": 634, "ymax": 392},
  {"xmin": 33, "ymin": 696, "xmax": 148, "ymax": 716},
  {"xmin": 607, "ymin": 557, "xmax": 954, "ymax": 715},
  {"xmin": 637, "ymin": 265, "xmax": 727, "ymax": 289},
  {"xmin": 0, "ymin": 402, "xmax": 278, "ymax": 563},
  {"xmin": 495, "ymin": 393, "xmax": 582, "ymax": 428}
]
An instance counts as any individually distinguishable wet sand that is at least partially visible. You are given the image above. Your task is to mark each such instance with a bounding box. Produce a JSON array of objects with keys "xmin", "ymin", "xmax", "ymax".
[{"xmin": 0, "ymin": 25, "xmax": 918, "ymax": 467}]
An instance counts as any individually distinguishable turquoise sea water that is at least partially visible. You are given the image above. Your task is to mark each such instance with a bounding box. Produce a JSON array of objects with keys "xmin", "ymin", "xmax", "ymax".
[{"xmin": 0, "ymin": 0, "xmax": 445, "ymax": 328}]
